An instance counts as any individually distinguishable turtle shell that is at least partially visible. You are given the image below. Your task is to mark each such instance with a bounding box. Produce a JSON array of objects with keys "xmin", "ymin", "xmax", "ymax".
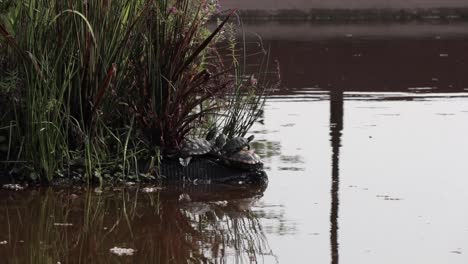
[
  {"xmin": 211, "ymin": 134, "xmax": 227, "ymax": 154},
  {"xmin": 180, "ymin": 138, "xmax": 213, "ymax": 157},
  {"xmin": 223, "ymin": 135, "xmax": 254, "ymax": 155},
  {"xmin": 224, "ymin": 150, "xmax": 263, "ymax": 171}
]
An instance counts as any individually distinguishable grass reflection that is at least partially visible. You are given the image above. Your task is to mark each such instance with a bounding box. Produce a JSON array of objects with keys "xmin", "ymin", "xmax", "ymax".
[{"xmin": 0, "ymin": 184, "xmax": 272, "ymax": 263}]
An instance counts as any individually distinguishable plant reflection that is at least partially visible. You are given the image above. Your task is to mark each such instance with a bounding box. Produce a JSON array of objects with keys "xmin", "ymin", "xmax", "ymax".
[
  {"xmin": 0, "ymin": 184, "xmax": 273, "ymax": 263},
  {"xmin": 251, "ymin": 140, "xmax": 282, "ymax": 159}
]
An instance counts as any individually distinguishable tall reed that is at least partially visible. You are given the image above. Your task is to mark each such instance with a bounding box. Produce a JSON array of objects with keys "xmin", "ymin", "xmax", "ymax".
[{"xmin": 0, "ymin": 0, "xmax": 270, "ymax": 182}]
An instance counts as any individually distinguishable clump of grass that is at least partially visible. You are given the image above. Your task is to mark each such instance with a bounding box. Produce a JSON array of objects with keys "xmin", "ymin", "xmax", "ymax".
[
  {"xmin": 0, "ymin": 0, "xmax": 270, "ymax": 183},
  {"xmin": 126, "ymin": 1, "xmax": 235, "ymax": 151},
  {"xmin": 0, "ymin": 0, "xmax": 147, "ymax": 181}
]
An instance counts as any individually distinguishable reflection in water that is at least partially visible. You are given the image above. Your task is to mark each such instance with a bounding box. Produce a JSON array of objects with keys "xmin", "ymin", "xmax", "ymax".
[
  {"xmin": 0, "ymin": 184, "xmax": 273, "ymax": 263},
  {"xmin": 330, "ymin": 88, "xmax": 343, "ymax": 264},
  {"xmin": 236, "ymin": 22, "xmax": 468, "ymax": 93},
  {"xmin": 251, "ymin": 140, "xmax": 282, "ymax": 160},
  {"xmin": 251, "ymin": 140, "xmax": 282, "ymax": 171}
]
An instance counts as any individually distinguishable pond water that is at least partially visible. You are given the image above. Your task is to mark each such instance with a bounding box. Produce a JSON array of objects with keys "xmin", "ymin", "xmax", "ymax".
[{"xmin": 2, "ymin": 23, "xmax": 468, "ymax": 263}]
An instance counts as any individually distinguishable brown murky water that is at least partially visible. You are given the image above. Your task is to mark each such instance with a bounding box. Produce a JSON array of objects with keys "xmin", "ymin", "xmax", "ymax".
[
  {"xmin": 0, "ymin": 184, "xmax": 269, "ymax": 263},
  {"xmin": 2, "ymin": 23, "xmax": 468, "ymax": 263}
]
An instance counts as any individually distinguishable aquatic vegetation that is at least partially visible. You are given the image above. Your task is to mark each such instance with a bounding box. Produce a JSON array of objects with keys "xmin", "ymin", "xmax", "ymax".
[{"xmin": 0, "ymin": 0, "xmax": 272, "ymax": 182}]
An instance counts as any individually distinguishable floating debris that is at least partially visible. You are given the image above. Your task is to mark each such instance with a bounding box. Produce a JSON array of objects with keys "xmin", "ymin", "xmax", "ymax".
[
  {"xmin": 54, "ymin": 223, "xmax": 73, "ymax": 227},
  {"xmin": 192, "ymin": 178, "xmax": 211, "ymax": 185},
  {"xmin": 376, "ymin": 194, "xmax": 403, "ymax": 201},
  {"xmin": 2, "ymin": 184, "xmax": 25, "ymax": 191},
  {"xmin": 408, "ymin": 87, "xmax": 435, "ymax": 91},
  {"xmin": 141, "ymin": 187, "xmax": 162, "ymax": 193},
  {"xmin": 211, "ymin": 200, "xmax": 228, "ymax": 206},
  {"xmin": 109, "ymin": 246, "xmax": 136, "ymax": 256},
  {"xmin": 384, "ymin": 197, "xmax": 402, "ymax": 201},
  {"xmin": 435, "ymin": 113, "xmax": 455, "ymax": 116},
  {"xmin": 280, "ymin": 123, "xmax": 295, "ymax": 127}
]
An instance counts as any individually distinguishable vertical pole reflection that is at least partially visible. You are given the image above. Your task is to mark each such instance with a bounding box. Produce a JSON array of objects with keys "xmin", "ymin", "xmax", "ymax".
[{"xmin": 330, "ymin": 88, "xmax": 343, "ymax": 264}]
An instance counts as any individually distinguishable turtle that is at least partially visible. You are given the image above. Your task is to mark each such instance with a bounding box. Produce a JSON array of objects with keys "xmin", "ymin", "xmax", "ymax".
[
  {"xmin": 210, "ymin": 133, "xmax": 227, "ymax": 155},
  {"xmin": 223, "ymin": 150, "xmax": 263, "ymax": 171},
  {"xmin": 179, "ymin": 137, "xmax": 214, "ymax": 166},
  {"xmin": 178, "ymin": 128, "xmax": 224, "ymax": 166},
  {"xmin": 222, "ymin": 135, "xmax": 255, "ymax": 156}
]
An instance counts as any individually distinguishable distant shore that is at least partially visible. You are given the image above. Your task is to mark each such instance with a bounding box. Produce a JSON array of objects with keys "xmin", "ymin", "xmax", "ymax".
[{"xmin": 215, "ymin": 8, "xmax": 468, "ymax": 22}]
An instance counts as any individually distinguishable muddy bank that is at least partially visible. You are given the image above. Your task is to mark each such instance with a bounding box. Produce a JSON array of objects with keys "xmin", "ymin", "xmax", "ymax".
[{"xmin": 0, "ymin": 158, "xmax": 268, "ymax": 187}]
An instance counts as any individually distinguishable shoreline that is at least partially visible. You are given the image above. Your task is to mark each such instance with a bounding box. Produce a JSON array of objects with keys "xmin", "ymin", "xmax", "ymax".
[{"xmin": 215, "ymin": 8, "xmax": 468, "ymax": 22}]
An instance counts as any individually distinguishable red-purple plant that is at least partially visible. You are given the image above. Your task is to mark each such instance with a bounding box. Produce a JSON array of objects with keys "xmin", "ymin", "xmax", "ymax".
[{"xmin": 126, "ymin": 2, "xmax": 235, "ymax": 152}]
